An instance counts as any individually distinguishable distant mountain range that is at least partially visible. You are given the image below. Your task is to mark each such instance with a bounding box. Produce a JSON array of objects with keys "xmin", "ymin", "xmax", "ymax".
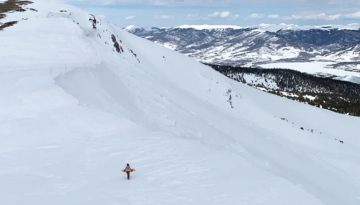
[{"xmin": 125, "ymin": 24, "xmax": 360, "ymax": 68}]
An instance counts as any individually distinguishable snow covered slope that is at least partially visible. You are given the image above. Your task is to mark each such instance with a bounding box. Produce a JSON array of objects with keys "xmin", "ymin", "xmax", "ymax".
[{"xmin": 1, "ymin": 1, "xmax": 360, "ymax": 205}]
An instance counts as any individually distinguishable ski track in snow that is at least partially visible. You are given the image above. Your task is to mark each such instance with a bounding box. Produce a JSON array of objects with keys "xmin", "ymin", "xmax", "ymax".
[{"xmin": 1, "ymin": 1, "xmax": 360, "ymax": 205}]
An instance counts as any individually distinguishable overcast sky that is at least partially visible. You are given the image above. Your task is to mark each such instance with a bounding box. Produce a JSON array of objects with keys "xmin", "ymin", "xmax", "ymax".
[{"xmin": 66, "ymin": 0, "xmax": 360, "ymax": 28}]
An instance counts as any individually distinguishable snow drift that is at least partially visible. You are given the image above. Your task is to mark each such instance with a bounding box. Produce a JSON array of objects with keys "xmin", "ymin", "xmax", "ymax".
[{"xmin": 1, "ymin": 1, "xmax": 360, "ymax": 205}]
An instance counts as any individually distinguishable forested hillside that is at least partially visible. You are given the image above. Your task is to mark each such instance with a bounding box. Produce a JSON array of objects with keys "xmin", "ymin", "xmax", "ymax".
[{"xmin": 208, "ymin": 64, "xmax": 360, "ymax": 116}]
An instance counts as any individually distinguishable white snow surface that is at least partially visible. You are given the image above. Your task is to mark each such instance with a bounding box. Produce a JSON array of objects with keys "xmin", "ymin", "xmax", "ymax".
[
  {"xmin": 124, "ymin": 25, "xmax": 159, "ymax": 32},
  {"xmin": 260, "ymin": 62, "xmax": 360, "ymax": 84},
  {"xmin": 1, "ymin": 1, "xmax": 360, "ymax": 205}
]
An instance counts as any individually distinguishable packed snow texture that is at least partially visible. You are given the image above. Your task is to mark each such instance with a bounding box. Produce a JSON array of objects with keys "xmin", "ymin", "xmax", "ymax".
[{"xmin": 1, "ymin": 1, "xmax": 360, "ymax": 205}]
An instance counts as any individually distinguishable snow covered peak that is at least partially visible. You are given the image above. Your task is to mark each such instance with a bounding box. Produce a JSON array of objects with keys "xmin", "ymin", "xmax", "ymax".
[
  {"xmin": 125, "ymin": 23, "xmax": 360, "ymax": 33},
  {"xmin": 176, "ymin": 24, "xmax": 243, "ymax": 30},
  {"xmin": 124, "ymin": 25, "xmax": 139, "ymax": 31},
  {"xmin": 123, "ymin": 25, "xmax": 162, "ymax": 32},
  {"xmin": 254, "ymin": 23, "xmax": 360, "ymax": 32}
]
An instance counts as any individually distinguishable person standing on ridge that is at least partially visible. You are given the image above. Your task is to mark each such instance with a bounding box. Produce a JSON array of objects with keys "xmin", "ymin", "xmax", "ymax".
[{"xmin": 124, "ymin": 163, "xmax": 131, "ymax": 180}]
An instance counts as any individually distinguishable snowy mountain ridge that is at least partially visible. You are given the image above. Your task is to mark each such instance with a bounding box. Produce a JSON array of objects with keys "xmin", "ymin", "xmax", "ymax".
[
  {"xmin": 125, "ymin": 23, "xmax": 360, "ymax": 32},
  {"xmin": 175, "ymin": 24, "xmax": 243, "ymax": 30},
  {"xmin": 125, "ymin": 24, "xmax": 360, "ymax": 68},
  {"xmin": 1, "ymin": 1, "xmax": 360, "ymax": 205}
]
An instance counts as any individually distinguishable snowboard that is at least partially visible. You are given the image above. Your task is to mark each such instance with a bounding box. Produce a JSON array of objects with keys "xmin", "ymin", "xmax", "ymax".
[{"xmin": 122, "ymin": 169, "xmax": 135, "ymax": 172}]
